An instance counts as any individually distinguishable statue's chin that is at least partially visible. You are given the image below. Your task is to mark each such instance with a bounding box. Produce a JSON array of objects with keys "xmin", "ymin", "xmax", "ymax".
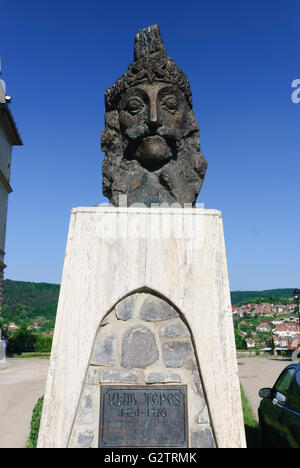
[{"xmin": 135, "ymin": 136, "xmax": 172, "ymax": 170}]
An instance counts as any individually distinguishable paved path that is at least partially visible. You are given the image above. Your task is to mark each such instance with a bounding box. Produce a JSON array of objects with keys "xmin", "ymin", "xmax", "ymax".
[
  {"xmin": 0, "ymin": 358, "xmax": 49, "ymax": 448},
  {"xmin": 238, "ymin": 357, "xmax": 292, "ymax": 419}
]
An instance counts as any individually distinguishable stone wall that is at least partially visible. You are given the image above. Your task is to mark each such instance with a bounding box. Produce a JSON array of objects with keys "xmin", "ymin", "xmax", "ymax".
[{"xmin": 68, "ymin": 291, "xmax": 215, "ymax": 448}]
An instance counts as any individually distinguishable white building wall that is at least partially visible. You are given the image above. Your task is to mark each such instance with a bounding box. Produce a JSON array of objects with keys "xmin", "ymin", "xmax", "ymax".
[
  {"xmin": 0, "ymin": 123, "xmax": 12, "ymax": 266},
  {"xmin": 0, "ymin": 114, "xmax": 14, "ymax": 315},
  {"xmin": 0, "ymin": 183, "xmax": 8, "ymax": 265},
  {"xmin": 0, "ymin": 72, "xmax": 22, "ymax": 315},
  {"xmin": 0, "ymin": 124, "xmax": 12, "ymax": 181}
]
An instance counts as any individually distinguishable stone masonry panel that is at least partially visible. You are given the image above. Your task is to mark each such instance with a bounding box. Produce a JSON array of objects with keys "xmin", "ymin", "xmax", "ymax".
[{"xmin": 68, "ymin": 292, "xmax": 215, "ymax": 448}]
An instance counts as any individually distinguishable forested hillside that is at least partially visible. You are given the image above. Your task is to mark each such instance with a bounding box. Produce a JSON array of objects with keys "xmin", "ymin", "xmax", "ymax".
[
  {"xmin": 1, "ymin": 280, "xmax": 295, "ymax": 331},
  {"xmin": 1, "ymin": 280, "xmax": 60, "ymax": 332},
  {"xmin": 230, "ymin": 288, "xmax": 294, "ymax": 306}
]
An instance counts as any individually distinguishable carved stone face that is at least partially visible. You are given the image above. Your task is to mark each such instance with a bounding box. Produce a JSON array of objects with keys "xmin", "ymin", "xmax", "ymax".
[
  {"xmin": 119, "ymin": 83, "xmax": 188, "ymax": 170},
  {"xmin": 101, "ymin": 24, "xmax": 207, "ymax": 207}
]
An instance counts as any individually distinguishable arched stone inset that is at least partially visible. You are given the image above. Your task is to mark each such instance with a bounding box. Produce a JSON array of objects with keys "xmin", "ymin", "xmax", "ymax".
[{"xmin": 68, "ymin": 291, "xmax": 216, "ymax": 448}]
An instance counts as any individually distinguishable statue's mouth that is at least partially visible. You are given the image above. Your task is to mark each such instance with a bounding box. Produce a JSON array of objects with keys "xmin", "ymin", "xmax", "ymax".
[{"xmin": 126, "ymin": 135, "xmax": 173, "ymax": 171}]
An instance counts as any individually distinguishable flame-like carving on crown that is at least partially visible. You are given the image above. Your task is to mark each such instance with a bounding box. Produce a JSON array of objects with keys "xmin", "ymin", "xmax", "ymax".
[{"xmin": 105, "ymin": 24, "xmax": 192, "ymax": 111}]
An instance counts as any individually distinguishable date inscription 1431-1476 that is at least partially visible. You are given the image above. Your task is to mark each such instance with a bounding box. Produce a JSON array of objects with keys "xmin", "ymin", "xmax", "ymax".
[{"xmin": 99, "ymin": 386, "xmax": 188, "ymax": 448}]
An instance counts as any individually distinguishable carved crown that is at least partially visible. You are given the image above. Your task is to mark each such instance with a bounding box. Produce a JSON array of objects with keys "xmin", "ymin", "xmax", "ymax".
[{"xmin": 105, "ymin": 24, "xmax": 192, "ymax": 111}]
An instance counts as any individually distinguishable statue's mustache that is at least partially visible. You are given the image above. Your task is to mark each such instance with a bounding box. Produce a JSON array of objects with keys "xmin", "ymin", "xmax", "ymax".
[{"xmin": 125, "ymin": 124, "xmax": 182, "ymax": 141}]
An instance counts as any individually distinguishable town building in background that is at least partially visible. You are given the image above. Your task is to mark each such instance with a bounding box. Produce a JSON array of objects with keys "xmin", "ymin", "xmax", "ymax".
[{"xmin": 0, "ymin": 59, "xmax": 22, "ymax": 322}]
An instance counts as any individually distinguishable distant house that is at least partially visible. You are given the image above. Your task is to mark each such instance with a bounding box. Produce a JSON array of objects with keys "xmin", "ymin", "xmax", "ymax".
[
  {"xmin": 286, "ymin": 316, "xmax": 299, "ymax": 324},
  {"xmin": 271, "ymin": 318, "xmax": 284, "ymax": 326},
  {"xmin": 271, "ymin": 304, "xmax": 296, "ymax": 315},
  {"xmin": 256, "ymin": 321, "xmax": 271, "ymax": 333},
  {"xmin": 8, "ymin": 322, "xmax": 18, "ymax": 331},
  {"xmin": 273, "ymin": 323, "xmax": 300, "ymax": 338},
  {"xmin": 272, "ymin": 334, "xmax": 290, "ymax": 348},
  {"xmin": 254, "ymin": 303, "xmax": 272, "ymax": 316},
  {"xmin": 246, "ymin": 338, "xmax": 256, "ymax": 349}
]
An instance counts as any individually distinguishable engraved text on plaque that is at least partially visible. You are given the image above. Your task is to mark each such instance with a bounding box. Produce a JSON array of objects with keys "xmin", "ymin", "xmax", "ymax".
[{"xmin": 99, "ymin": 385, "xmax": 188, "ymax": 447}]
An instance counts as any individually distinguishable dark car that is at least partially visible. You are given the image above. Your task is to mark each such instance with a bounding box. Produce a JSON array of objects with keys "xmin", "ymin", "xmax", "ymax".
[{"xmin": 258, "ymin": 362, "xmax": 300, "ymax": 448}]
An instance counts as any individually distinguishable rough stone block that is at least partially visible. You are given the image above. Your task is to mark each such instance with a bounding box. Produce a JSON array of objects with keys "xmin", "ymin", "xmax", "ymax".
[
  {"xmin": 159, "ymin": 321, "xmax": 189, "ymax": 338},
  {"xmin": 139, "ymin": 295, "xmax": 178, "ymax": 322},
  {"xmin": 99, "ymin": 370, "xmax": 137, "ymax": 383},
  {"xmin": 115, "ymin": 294, "xmax": 138, "ymax": 321},
  {"xmin": 77, "ymin": 430, "xmax": 94, "ymax": 448},
  {"xmin": 145, "ymin": 372, "xmax": 182, "ymax": 384},
  {"xmin": 83, "ymin": 395, "xmax": 93, "ymax": 409},
  {"xmin": 191, "ymin": 426, "xmax": 216, "ymax": 448},
  {"xmin": 90, "ymin": 334, "xmax": 116, "ymax": 366},
  {"xmin": 87, "ymin": 367, "xmax": 99, "ymax": 386},
  {"xmin": 162, "ymin": 340, "xmax": 192, "ymax": 367},
  {"xmin": 197, "ymin": 406, "xmax": 210, "ymax": 425},
  {"xmin": 121, "ymin": 326, "xmax": 159, "ymax": 368}
]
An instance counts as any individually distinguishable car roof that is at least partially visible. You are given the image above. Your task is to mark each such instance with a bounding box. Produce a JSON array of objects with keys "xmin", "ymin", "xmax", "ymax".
[{"xmin": 283, "ymin": 362, "xmax": 300, "ymax": 372}]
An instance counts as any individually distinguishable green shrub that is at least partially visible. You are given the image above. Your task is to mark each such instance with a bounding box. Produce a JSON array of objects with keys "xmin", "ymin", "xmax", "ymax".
[
  {"xmin": 35, "ymin": 335, "xmax": 52, "ymax": 353},
  {"xmin": 234, "ymin": 329, "xmax": 247, "ymax": 350},
  {"xmin": 28, "ymin": 396, "xmax": 44, "ymax": 448}
]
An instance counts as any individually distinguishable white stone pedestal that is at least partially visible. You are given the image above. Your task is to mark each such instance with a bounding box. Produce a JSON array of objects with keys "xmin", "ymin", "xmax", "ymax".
[{"xmin": 38, "ymin": 207, "xmax": 246, "ymax": 448}]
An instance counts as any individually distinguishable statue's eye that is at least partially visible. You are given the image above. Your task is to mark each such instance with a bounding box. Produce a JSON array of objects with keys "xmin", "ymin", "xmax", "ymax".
[
  {"xmin": 125, "ymin": 98, "xmax": 143, "ymax": 115},
  {"xmin": 162, "ymin": 96, "xmax": 179, "ymax": 113}
]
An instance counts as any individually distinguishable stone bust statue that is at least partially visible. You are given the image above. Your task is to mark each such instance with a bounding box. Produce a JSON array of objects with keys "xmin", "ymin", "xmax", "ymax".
[{"xmin": 101, "ymin": 24, "xmax": 207, "ymax": 206}]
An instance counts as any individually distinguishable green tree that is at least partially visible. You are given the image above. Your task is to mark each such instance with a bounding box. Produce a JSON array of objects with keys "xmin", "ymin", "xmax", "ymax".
[
  {"xmin": 7, "ymin": 323, "xmax": 37, "ymax": 355},
  {"xmin": 234, "ymin": 329, "xmax": 247, "ymax": 350},
  {"xmin": 270, "ymin": 336, "xmax": 276, "ymax": 355}
]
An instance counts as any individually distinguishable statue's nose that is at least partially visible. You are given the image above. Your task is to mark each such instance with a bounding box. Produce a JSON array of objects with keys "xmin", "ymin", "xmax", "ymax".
[{"xmin": 148, "ymin": 102, "xmax": 161, "ymax": 132}]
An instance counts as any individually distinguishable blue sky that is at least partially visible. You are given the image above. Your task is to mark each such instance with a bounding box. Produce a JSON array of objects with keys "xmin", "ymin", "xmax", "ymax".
[{"xmin": 1, "ymin": 0, "xmax": 299, "ymax": 290}]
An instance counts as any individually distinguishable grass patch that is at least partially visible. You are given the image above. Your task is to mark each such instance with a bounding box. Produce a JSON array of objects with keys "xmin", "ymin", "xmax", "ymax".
[
  {"xmin": 240, "ymin": 385, "xmax": 261, "ymax": 448},
  {"xmin": 27, "ymin": 396, "xmax": 44, "ymax": 448},
  {"xmin": 13, "ymin": 353, "xmax": 50, "ymax": 358}
]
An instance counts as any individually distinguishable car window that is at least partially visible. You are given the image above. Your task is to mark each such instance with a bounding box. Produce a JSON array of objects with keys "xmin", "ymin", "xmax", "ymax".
[
  {"xmin": 274, "ymin": 368, "xmax": 295, "ymax": 397},
  {"xmin": 288, "ymin": 369, "xmax": 300, "ymax": 413},
  {"xmin": 297, "ymin": 369, "xmax": 300, "ymax": 386}
]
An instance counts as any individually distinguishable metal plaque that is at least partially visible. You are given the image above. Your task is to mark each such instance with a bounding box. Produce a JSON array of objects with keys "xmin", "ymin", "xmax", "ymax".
[{"xmin": 99, "ymin": 385, "xmax": 188, "ymax": 448}]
